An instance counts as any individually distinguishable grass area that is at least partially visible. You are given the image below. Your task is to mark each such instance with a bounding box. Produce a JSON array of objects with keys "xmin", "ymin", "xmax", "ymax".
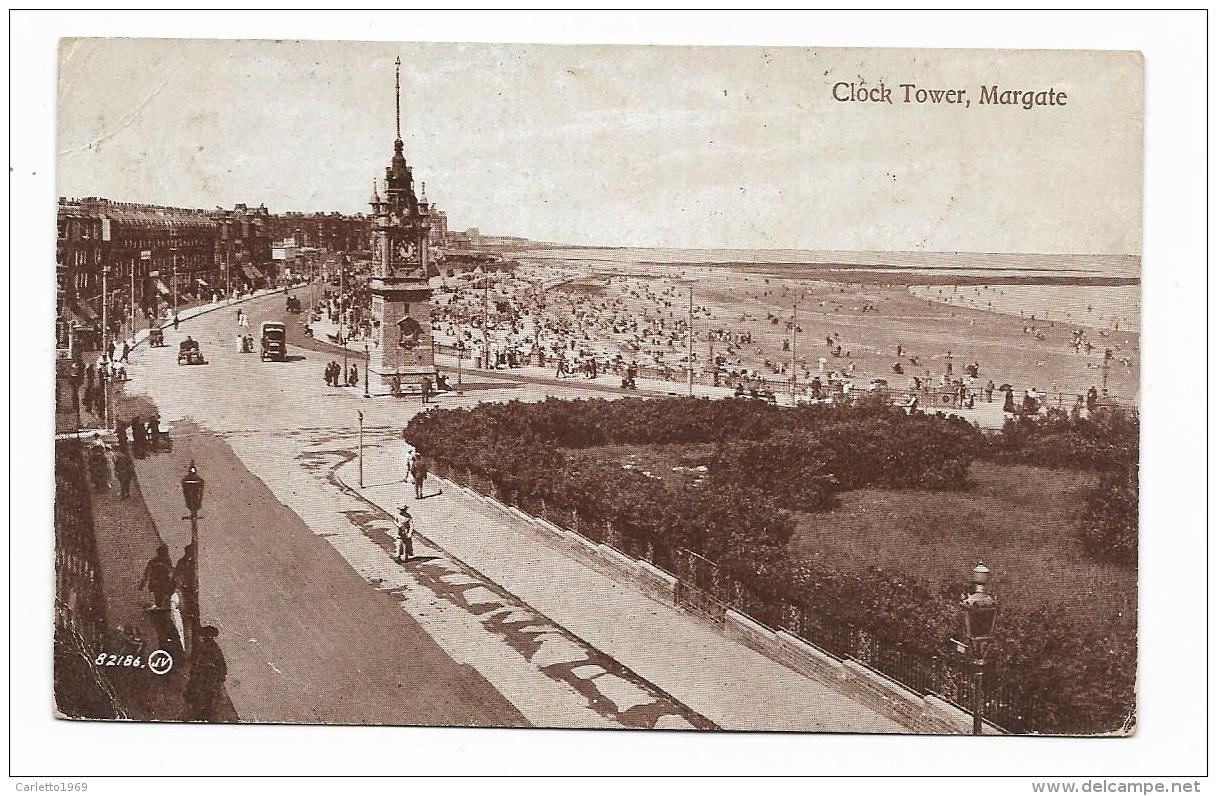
[
  {"xmin": 567, "ymin": 445, "xmax": 1135, "ymax": 642},
  {"xmin": 788, "ymin": 460, "xmax": 1136, "ymax": 638}
]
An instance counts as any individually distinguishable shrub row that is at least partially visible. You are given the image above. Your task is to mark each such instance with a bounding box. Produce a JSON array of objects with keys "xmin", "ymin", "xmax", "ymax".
[
  {"xmin": 404, "ymin": 397, "xmax": 1135, "ymax": 734},
  {"xmin": 986, "ymin": 406, "xmax": 1139, "ymax": 471}
]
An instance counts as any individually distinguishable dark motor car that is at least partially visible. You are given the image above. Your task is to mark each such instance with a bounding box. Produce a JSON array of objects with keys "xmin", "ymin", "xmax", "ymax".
[{"xmin": 260, "ymin": 321, "xmax": 287, "ymax": 362}]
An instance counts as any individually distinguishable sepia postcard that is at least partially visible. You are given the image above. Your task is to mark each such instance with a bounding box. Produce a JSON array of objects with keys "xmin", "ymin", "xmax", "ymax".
[{"xmin": 53, "ymin": 38, "xmax": 1142, "ymax": 736}]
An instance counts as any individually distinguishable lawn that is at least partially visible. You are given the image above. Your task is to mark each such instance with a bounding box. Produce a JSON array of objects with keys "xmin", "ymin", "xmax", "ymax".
[
  {"xmin": 787, "ymin": 460, "xmax": 1136, "ymax": 638},
  {"xmin": 567, "ymin": 446, "xmax": 1136, "ymax": 642}
]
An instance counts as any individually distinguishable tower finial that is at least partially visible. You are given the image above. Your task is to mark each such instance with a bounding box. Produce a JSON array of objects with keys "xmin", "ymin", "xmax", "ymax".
[{"xmin": 394, "ymin": 56, "xmax": 402, "ymax": 141}]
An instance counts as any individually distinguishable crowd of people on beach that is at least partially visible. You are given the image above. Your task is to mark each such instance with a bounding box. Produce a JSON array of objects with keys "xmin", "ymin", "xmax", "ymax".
[{"xmin": 422, "ymin": 264, "xmax": 1133, "ymax": 416}]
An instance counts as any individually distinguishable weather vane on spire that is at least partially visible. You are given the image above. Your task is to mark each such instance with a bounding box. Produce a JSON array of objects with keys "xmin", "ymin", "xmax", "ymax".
[{"xmin": 394, "ymin": 56, "xmax": 402, "ymax": 141}]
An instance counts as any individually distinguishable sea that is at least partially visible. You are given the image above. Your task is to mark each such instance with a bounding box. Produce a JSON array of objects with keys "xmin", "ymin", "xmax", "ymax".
[{"xmin": 502, "ymin": 245, "xmax": 1142, "ymax": 333}]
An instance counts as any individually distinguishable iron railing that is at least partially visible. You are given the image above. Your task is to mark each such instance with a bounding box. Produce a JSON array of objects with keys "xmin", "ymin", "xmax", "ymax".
[{"xmin": 429, "ymin": 456, "xmax": 1039, "ymax": 733}]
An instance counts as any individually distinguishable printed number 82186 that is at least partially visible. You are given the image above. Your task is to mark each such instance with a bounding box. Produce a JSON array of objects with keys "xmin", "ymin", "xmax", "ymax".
[{"xmin": 94, "ymin": 653, "xmax": 144, "ymax": 668}]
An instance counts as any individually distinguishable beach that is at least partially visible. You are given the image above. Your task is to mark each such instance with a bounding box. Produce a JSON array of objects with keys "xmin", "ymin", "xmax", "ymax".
[{"xmin": 454, "ymin": 245, "xmax": 1141, "ymax": 404}]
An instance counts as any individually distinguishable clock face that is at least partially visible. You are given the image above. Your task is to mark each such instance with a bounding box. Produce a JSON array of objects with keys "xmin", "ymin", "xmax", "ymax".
[{"xmin": 396, "ymin": 241, "xmax": 417, "ymax": 265}]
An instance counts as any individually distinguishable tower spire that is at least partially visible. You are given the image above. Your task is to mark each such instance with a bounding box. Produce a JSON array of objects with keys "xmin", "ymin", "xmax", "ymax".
[{"xmin": 394, "ymin": 56, "xmax": 402, "ymax": 142}]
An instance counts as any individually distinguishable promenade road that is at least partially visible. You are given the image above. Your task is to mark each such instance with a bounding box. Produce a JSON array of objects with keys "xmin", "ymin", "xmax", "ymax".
[
  {"xmin": 120, "ymin": 286, "xmax": 710, "ymax": 729},
  {"xmin": 119, "ymin": 286, "xmax": 904, "ymax": 731},
  {"xmin": 339, "ymin": 448, "xmax": 903, "ymax": 733}
]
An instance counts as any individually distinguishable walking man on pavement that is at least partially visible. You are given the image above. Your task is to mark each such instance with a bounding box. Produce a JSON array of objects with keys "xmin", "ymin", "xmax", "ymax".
[
  {"xmin": 411, "ymin": 455, "xmax": 428, "ymax": 500},
  {"xmin": 402, "ymin": 439, "xmax": 416, "ymax": 485},
  {"xmin": 394, "ymin": 506, "xmax": 415, "ymax": 563},
  {"xmin": 185, "ymin": 625, "xmax": 227, "ymax": 722},
  {"xmin": 130, "ymin": 415, "xmax": 146, "ymax": 459},
  {"xmin": 138, "ymin": 544, "xmax": 176, "ymax": 611},
  {"xmin": 420, "ymin": 376, "xmax": 432, "ymax": 405},
  {"xmin": 115, "ymin": 450, "xmax": 134, "ymax": 498}
]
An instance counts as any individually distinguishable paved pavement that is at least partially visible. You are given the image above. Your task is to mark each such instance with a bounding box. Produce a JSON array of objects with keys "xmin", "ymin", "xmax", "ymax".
[
  {"xmin": 337, "ymin": 445, "xmax": 904, "ymax": 733},
  {"xmin": 114, "ymin": 286, "xmax": 909, "ymax": 731},
  {"xmin": 118, "ymin": 285, "xmax": 712, "ymax": 729}
]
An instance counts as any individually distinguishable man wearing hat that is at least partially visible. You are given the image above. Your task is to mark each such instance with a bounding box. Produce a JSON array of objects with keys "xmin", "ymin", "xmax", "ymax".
[
  {"xmin": 394, "ymin": 505, "xmax": 415, "ymax": 563},
  {"xmin": 185, "ymin": 625, "xmax": 227, "ymax": 722}
]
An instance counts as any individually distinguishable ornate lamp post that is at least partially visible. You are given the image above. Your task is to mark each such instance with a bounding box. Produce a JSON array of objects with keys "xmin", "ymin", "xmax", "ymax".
[
  {"xmin": 357, "ymin": 410, "xmax": 365, "ymax": 488},
  {"xmin": 961, "ymin": 560, "xmax": 999, "ymax": 735},
  {"xmin": 364, "ymin": 342, "xmax": 371, "ymax": 398},
  {"xmin": 181, "ymin": 461, "xmax": 205, "ymax": 646}
]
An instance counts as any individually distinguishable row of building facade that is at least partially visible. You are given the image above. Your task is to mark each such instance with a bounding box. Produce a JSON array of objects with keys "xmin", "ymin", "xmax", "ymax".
[{"xmin": 56, "ymin": 195, "xmax": 450, "ymax": 343}]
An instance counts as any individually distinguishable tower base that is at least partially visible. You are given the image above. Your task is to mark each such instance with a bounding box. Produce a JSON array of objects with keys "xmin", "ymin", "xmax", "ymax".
[{"xmin": 367, "ymin": 344, "xmax": 437, "ymax": 394}]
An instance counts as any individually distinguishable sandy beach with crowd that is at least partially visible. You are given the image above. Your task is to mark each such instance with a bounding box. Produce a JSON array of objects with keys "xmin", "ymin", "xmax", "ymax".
[{"xmin": 429, "ymin": 247, "xmax": 1140, "ymax": 406}]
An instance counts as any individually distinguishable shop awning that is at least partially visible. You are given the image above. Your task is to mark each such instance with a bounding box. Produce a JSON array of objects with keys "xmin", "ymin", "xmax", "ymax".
[
  {"xmin": 196, "ymin": 278, "xmax": 209, "ymax": 287},
  {"xmin": 59, "ymin": 304, "xmax": 96, "ymax": 328},
  {"xmin": 155, "ymin": 280, "xmax": 171, "ymax": 297},
  {"xmin": 241, "ymin": 265, "xmax": 264, "ymax": 281}
]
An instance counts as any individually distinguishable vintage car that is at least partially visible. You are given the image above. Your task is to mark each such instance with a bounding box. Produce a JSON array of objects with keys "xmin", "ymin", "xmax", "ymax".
[
  {"xmin": 177, "ymin": 338, "xmax": 206, "ymax": 365},
  {"xmin": 148, "ymin": 327, "xmax": 166, "ymax": 347},
  {"xmin": 260, "ymin": 321, "xmax": 287, "ymax": 362},
  {"xmin": 285, "ymin": 295, "xmax": 303, "ymax": 313}
]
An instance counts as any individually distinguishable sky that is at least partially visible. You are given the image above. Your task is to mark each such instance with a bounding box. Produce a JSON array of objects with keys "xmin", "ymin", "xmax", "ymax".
[{"xmin": 58, "ymin": 38, "xmax": 1143, "ymax": 255}]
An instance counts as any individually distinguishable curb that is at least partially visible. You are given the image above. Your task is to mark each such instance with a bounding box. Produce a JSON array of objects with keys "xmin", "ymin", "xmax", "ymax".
[
  {"xmin": 332, "ymin": 458, "xmax": 942, "ymax": 734},
  {"xmin": 328, "ymin": 457, "xmax": 722, "ymax": 730}
]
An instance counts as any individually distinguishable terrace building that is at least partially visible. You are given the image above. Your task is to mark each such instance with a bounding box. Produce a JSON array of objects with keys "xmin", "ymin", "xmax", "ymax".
[
  {"xmin": 210, "ymin": 203, "xmax": 273, "ymax": 290},
  {"xmin": 57, "ymin": 197, "xmax": 218, "ymax": 346}
]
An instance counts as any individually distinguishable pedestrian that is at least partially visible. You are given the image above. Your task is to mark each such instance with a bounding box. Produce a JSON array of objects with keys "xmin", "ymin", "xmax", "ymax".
[
  {"xmin": 349, "ymin": 363, "xmax": 359, "ymax": 387},
  {"xmin": 394, "ymin": 506, "xmax": 415, "ymax": 563},
  {"xmin": 103, "ymin": 443, "xmax": 118, "ymax": 489},
  {"xmin": 184, "ymin": 625, "xmax": 227, "ymax": 722},
  {"xmin": 138, "ymin": 544, "xmax": 176, "ymax": 611},
  {"xmin": 69, "ymin": 360, "xmax": 83, "ymax": 414},
  {"xmin": 411, "ymin": 455, "xmax": 428, "ymax": 500},
  {"xmin": 173, "ymin": 313, "xmax": 180, "ymax": 331},
  {"xmin": 402, "ymin": 441, "xmax": 416, "ymax": 484},
  {"xmin": 115, "ymin": 419, "xmax": 129, "ymax": 455},
  {"xmin": 84, "ymin": 364, "xmax": 96, "ymax": 414},
  {"xmin": 94, "ymin": 371, "xmax": 108, "ymax": 422},
  {"xmin": 985, "ymin": 379, "xmax": 995, "ymax": 403},
  {"xmin": 175, "ymin": 543, "xmax": 198, "ymax": 650},
  {"xmin": 390, "ymin": 373, "xmax": 402, "ymax": 398},
  {"xmin": 88, "ymin": 436, "xmax": 111, "ymax": 490},
  {"xmin": 420, "ymin": 376, "xmax": 431, "ymax": 405},
  {"xmin": 147, "ymin": 414, "xmax": 162, "ymax": 452},
  {"xmin": 115, "ymin": 450, "xmax": 134, "ymax": 498},
  {"xmin": 1003, "ymin": 387, "xmax": 1016, "ymax": 414},
  {"xmin": 130, "ymin": 415, "xmax": 146, "ymax": 459}
]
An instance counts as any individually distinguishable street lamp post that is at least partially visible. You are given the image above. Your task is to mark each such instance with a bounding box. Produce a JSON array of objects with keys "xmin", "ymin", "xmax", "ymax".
[
  {"xmin": 129, "ymin": 256, "xmax": 136, "ymax": 341},
  {"xmin": 357, "ymin": 411, "xmax": 365, "ymax": 488},
  {"xmin": 101, "ymin": 263, "xmax": 109, "ymax": 354},
  {"xmin": 364, "ymin": 343, "xmax": 370, "ymax": 398},
  {"xmin": 181, "ymin": 461, "xmax": 205, "ymax": 652},
  {"xmin": 960, "ymin": 560, "xmax": 1000, "ymax": 735}
]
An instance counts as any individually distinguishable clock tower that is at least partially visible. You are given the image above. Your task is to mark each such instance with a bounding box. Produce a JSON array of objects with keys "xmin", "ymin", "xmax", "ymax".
[{"xmin": 368, "ymin": 56, "xmax": 436, "ymax": 391}]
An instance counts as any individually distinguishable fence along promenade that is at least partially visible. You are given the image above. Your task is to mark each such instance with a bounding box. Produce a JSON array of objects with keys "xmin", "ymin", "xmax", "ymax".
[{"xmin": 428, "ymin": 458, "xmax": 1029, "ymax": 734}]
